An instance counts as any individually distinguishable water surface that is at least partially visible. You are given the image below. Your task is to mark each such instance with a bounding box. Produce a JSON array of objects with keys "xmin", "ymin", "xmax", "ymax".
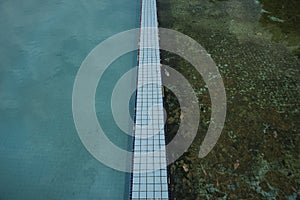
[{"xmin": 0, "ymin": 0, "xmax": 139, "ymax": 199}]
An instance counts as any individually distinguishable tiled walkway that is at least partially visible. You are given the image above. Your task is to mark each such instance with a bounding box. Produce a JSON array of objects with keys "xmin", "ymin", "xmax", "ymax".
[{"xmin": 130, "ymin": 0, "xmax": 169, "ymax": 199}]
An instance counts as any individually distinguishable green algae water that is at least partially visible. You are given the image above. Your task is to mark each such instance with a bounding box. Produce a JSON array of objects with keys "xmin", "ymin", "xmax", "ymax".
[
  {"xmin": 0, "ymin": 0, "xmax": 139, "ymax": 199},
  {"xmin": 158, "ymin": 0, "xmax": 299, "ymax": 199}
]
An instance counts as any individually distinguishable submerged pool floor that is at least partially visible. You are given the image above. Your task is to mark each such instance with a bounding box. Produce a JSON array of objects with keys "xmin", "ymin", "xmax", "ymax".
[{"xmin": 158, "ymin": 0, "xmax": 300, "ymax": 199}]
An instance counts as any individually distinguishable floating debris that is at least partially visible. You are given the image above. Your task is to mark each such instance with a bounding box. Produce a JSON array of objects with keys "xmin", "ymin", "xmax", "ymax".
[
  {"xmin": 182, "ymin": 164, "xmax": 189, "ymax": 173},
  {"xmin": 269, "ymin": 16, "xmax": 285, "ymax": 23},
  {"xmin": 233, "ymin": 160, "xmax": 240, "ymax": 170}
]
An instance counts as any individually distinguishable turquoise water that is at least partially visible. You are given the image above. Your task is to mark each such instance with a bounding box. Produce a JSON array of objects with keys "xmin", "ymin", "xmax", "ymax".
[{"xmin": 0, "ymin": 0, "xmax": 139, "ymax": 199}]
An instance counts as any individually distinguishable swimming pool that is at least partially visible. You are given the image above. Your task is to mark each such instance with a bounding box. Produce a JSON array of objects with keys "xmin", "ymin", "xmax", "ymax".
[{"xmin": 0, "ymin": 0, "xmax": 140, "ymax": 199}]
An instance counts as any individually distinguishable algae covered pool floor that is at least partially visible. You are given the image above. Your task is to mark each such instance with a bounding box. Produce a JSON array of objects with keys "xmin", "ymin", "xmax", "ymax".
[{"xmin": 158, "ymin": 0, "xmax": 300, "ymax": 199}]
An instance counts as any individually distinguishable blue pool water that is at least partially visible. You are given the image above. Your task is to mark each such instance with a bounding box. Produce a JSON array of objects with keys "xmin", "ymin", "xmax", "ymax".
[{"xmin": 0, "ymin": 0, "xmax": 140, "ymax": 199}]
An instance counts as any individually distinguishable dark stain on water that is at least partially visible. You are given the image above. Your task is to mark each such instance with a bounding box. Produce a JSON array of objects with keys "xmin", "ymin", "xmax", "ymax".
[{"xmin": 158, "ymin": 0, "xmax": 299, "ymax": 199}]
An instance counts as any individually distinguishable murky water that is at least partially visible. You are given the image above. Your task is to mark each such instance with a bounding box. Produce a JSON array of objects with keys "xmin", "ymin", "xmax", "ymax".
[{"xmin": 158, "ymin": 0, "xmax": 299, "ymax": 199}]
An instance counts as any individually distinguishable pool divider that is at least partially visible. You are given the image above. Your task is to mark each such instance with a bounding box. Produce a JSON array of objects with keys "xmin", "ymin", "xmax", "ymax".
[{"xmin": 129, "ymin": 0, "xmax": 169, "ymax": 199}]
